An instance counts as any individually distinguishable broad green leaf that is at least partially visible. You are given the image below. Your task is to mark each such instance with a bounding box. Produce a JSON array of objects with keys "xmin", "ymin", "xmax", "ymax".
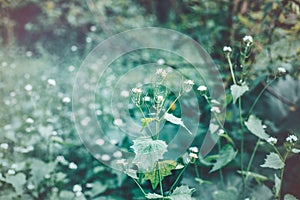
[
  {"xmin": 260, "ymin": 152, "xmax": 285, "ymax": 169},
  {"xmin": 84, "ymin": 181, "xmax": 107, "ymax": 198},
  {"xmin": 144, "ymin": 160, "xmax": 178, "ymax": 189},
  {"xmin": 213, "ymin": 187, "xmax": 238, "ymax": 200},
  {"xmin": 230, "ymin": 84, "xmax": 249, "ymax": 104},
  {"xmin": 169, "ymin": 185, "xmax": 196, "ymax": 200},
  {"xmin": 245, "ymin": 115, "xmax": 270, "ymax": 140},
  {"xmin": 237, "ymin": 170, "xmax": 268, "ymax": 184},
  {"xmin": 292, "ymin": 148, "xmax": 300, "ymax": 153},
  {"xmin": 145, "ymin": 193, "xmax": 164, "ymax": 199},
  {"xmin": 210, "ymin": 145, "xmax": 237, "ymax": 172},
  {"xmin": 131, "ymin": 137, "xmax": 167, "ymax": 171},
  {"xmin": 6, "ymin": 173, "xmax": 26, "ymax": 195},
  {"xmin": 30, "ymin": 159, "xmax": 56, "ymax": 185},
  {"xmin": 164, "ymin": 113, "xmax": 192, "ymax": 135},
  {"xmin": 125, "ymin": 169, "xmax": 138, "ymax": 179},
  {"xmin": 284, "ymin": 194, "xmax": 299, "ymax": 200},
  {"xmin": 274, "ymin": 173, "xmax": 281, "ymax": 197}
]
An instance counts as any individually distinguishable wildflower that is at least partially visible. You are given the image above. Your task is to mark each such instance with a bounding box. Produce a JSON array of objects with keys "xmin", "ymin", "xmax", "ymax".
[
  {"xmin": 86, "ymin": 37, "xmax": 92, "ymax": 43},
  {"xmin": 277, "ymin": 67, "xmax": 287, "ymax": 76},
  {"xmin": 7, "ymin": 169, "xmax": 16, "ymax": 175},
  {"xmin": 143, "ymin": 96, "xmax": 151, "ymax": 102},
  {"xmin": 101, "ymin": 154, "xmax": 111, "ymax": 161},
  {"xmin": 62, "ymin": 97, "xmax": 71, "ymax": 103},
  {"xmin": 71, "ymin": 45, "xmax": 78, "ymax": 52},
  {"xmin": 211, "ymin": 106, "xmax": 221, "ymax": 114},
  {"xmin": 86, "ymin": 183, "xmax": 93, "ymax": 188},
  {"xmin": 0, "ymin": 143, "xmax": 9, "ymax": 150},
  {"xmin": 73, "ymin": 184, "xmax": 82, "ymax": 197},
  {"xmin": 44, "ymin": 174, "xmax": 51, "ymax": 179},
  {"xmin": 113, "ymin": 118, "xmax": 123, "ymax": 126},
  {"xmin": 189, "ymin": 146, "xmax": 199, "ymax": 153},
  {"xmin": 27, "ymin": 183, "xmax": 35, "ymax": 190},
  {"xmin": 189, "ymin": 152, "xmax": 198, "ymax": 159},
  {"xmin": 24, "ymin": 84, "xmax": 33, "ymax": 91},
  {"xmin": 120, "ymin": 90, "xmax": 130, "ymax": 97},
  {"xmin": 197, "ymin": 85, "xmax": 207, "ymax": 92},
  {"xmin": 47, "ymin": 79, "xmax": 56, "ymax": 86},
  {"xmin": 26, "ymin": 118, "xmax": 34, "ymax": 124},
  {"xmin": 243, "ymin": 35, "xmax": 253, "ymax": 46},
  {"xmin": 157, "ymin": 59, "xmax": 165, "ymax": 65},
  {"xmin": 90, "ymin": 25, "xmax": 97, "ymax": 32},
  {"xmin": 56, "ymin": 155, "xmax": 68, "ymax": 165},
  {"xmin": 113, "ymin": 151, "xmax": 122, "ymax": 158},
  {"xmin": 184, "ymin": 80, "xmax": 194, "ymax": 92},
  {"xmin": 267, "ymin": 137, "xmax": 278, "ymax": 145},
  {"xmin": 131, "ymin": 88, "xmax": 142, "ymax": 94},
  {"xmin": 217, "ymin": 129, "xmax": 225, "ymax": 136},
  {"xmin": 156, "ymin": 95, "xmax": 164, "ymax": 103},
  {"xmin": 223, "ymin": 46, "xmax": 232, "ymax": 53},
  {"xmin": 26, "ymin": 51, "xmax": 33, "ymax": 57},
  {"xmin": 286, "ymin": 134, "xmax": 298, "ymax": 143},
  {"xmin": 69, "ymin": 162, "xmax": 78, "ymax": 170},
  {"xmin": 116, "ymin": 159, "xmax": 128, "ymax": 166},
  {"xmin": 155, "ymin": 68, "xmax": 167, "ymax": 78}
]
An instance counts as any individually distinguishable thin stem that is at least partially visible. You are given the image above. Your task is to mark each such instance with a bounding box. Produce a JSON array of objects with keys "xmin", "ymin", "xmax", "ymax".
[
  {"xmin": 156, "ymin": 109, "xmax": 160, "ymax": 140},
  {"xmin": 157, "ymin": 162, "xmax": 164, "ymax": 197},
  {"xmin": 279, "ymin": 152, "xmax": 288, "ymax": 198},
  {"xmin": 194, "ymin": 164, "xmax": 200, "ymax": 178},
  {"xmin": 248, "ymin": 79, "xmax": 275, "ymax": 116},
  {"xmin": 169, "ymin": 163, "xmax": 189, "ymax": 193},
  {"xmin": 246, "ymin": 139, "xmax": 261, "ymax": 172},
  {"xmin": 238, "ymin": 97, "xmax": 245, "ymax": 198},
  {"xmin": 217, "ymin": 140, "xmax": 224, "ymax": 187},
  {"xmin": 137, "ymin": 105, "xmax": 154, "ymax": 136},
  {"xmin": 159, "ymin": 93, "xmax": 182, "ymax": 121},
  {"xmin": 132, "ymin": 178, "xmax": 146, "ymax": 196},
  {"xmin": 227, "ymin": 55, "xmax": 237, "ymax": 85}
]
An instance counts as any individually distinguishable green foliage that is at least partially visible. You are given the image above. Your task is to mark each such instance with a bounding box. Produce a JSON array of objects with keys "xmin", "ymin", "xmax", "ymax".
[
  {"xmin": 260, "ymin": 152, "xmax": 285, "ymax": 170},
  {"xmin": 131, "ymin": 137, "xmax": 168, "ymax": 172},
  {"xmin": 245, "ymin": 115, "xmax": 270, "ymax": 140},
  {"xmin": 284, "ymin": 194, "xmax": 299, "ymax": 200},
  {"xmin": 169, "ymin": 185, "xmax": 196, "ymax": 200},
  {"xmin": 230, "ymin": 84, "xmax": 249, "ymax": 104},
  {"xmin": 5, "ymin": 173, "xmax": 26, "ymax": 195},
  {"xmin": 210, "ymin": 145, "xmax": 237, "ymax": 173}
]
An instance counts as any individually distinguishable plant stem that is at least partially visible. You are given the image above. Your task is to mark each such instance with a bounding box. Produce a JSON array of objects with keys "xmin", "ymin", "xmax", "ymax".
[
  {"xmin": 169, "ymin": 163, "xmax": 189, "ymax": 193},
  {"xmin": 157, "ymin": 162, "xmax": 164, "ymax": 197},
  {"xmin": 159, "ymin": 94, "xmax": 182, "ymax": 121},
  {"xmin": 227, "ymin": 55, "xmax": 237, "ymax": 85},
  {"xmin": 238, "ymin": 97, "xmax": 245, "ymax": 198},
  {"xmin": 279, "ymin": 152, "xmax": 288, "ymax": 199},
  {"xmin": 132, "ymin": 178, "xmax": 146, "ymax": 196},
  {"xmin": 248, "ymin": 79, "xmax": 275, "ymax": 116},
  {"xmin": 194, "ymin": 164, "xmax": 200, "ymax": 178},
  {"xmin": 217, "ymin": 139, "xmax": 224, "ymax": 187},
  {"xmin": 246, "ymin": 139, "xmax": 260, "ymax": 173}
]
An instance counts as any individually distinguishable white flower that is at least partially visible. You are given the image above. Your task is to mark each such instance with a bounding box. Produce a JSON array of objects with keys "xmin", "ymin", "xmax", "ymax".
[
  {"xmin": 7, "ymin": 169, "xmax": 16, "ymax": 175},
  {"xmin": 71, "ymin": 45, "xmax": 78, "ymax": 52},
  {"xmin": 155, "ymin": 68, "xmax": 167, "ymax": 78},
  {"xmin": 217, "ymin": 129, "xmax": 225, "ymax": 135},
  {"xmin": 113, "ymin": 118, "xmax": 123, "ymax": 126},
  {"xmin": 143, "ymin": 96, "xmax": 151, "ymax": 102},
  {"xmin": 101, "ymin": 154, "xmax": 111, "ymax": 161},
  {"xmin": 277, "ymin": 67, "xmax": 286, "ymax": 74},
  {"xmin": 69, "ymin": 162, "xmax": 78, "ymax": 169},
  {"xmin": 189, "ymin": 152, "xmax": 198, "ymax": 159},
  {"xmin": 86, "ymin": 183, "xmax": 93, "ymax": 188},
  {"xmin": 113, "ymin": 151, "xmax": 122, "ymax": 158},
  {"xmin": 47, "ymin": 79, "xmax": 56, "ymax": 86},
  {"xmin": 27, "ymin": 183, "xmax": 35, "ymax": 190},
  {"xmin": 0, "ymin": 143, "xmax": 9, "ymax": 150},
  {"xmin": 116, "ymin": 159, "xmax": 128, "ymax": 166},
  {"xmin": 189, "ymin": 146, "xmax": 199, "ymax": 153},
  {"xmin": 286, "ymin": 134, "xmax": 298, "ymax": 143},
  {"xmin": 73, "ymin": 184, "xmax": 82, "ymax": 193},
  {"xmin": 26, "ymin": 51, "xmax": 33, "ymax": 57},
  {"xmin": 44, "ymin": 174, "xmax": 51, "ymax": 179},
  {"xmin": 157, "ymin": 59, "xmax": 165, "ymax": 65},
  {"xmin": 156, "ymin": 95, "xmax": 164, "ymax": 103},
  {"xmin": 267, "ymin": 137, "xmax": 278, "ymax": 145},
  {"xmin": 131, "ymin": 88, "xmax": 142, "ymax": 94},
  {"xmin": 24, "ymin": 84, "xmax": 33, "ymax": 91},
  {"xmin": 120, "ymin": 90, "xmax": 130, "ymax": 97},
  {"xmin": 26, "ymin": 118, "xmax": 34, "ymax": 124},
  {"xmin": 86, "ymin": 37, "xmax": 92, "ymax": 43},
  {"xmin": 211, "ymin": 106, "xmax": 221, "ymax": 113},
  {"xmin": 62, "ymin": 97, "xmax": 71, "ymax": 103},
  {"xmin": 243, "ymin": 35, "xmax": 253, "ymax": 46},
  {"xmin": 90, "ymin": 25, "xmax": 97, "ymax": 32},
  {"xmin": 197, "ymin": 85, "xmax": 207, "ymax": 92},
  {"xmin": 184, "ymin": 80, "xmax": 194, "ymax": 86},
  {"xmin": 223, "ymin": 46, "xmax": 232, "ymax": 52}
]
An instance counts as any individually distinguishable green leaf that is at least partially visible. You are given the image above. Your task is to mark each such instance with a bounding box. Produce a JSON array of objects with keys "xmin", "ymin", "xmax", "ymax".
[
  {"xmin": 230, "ymin": 84, "xmax": 249, "ymax": 104},
  {"xmin": 284, "ymin": 194, "xmax": 299, "ymax": 200},
  {"xmin": 124, "ymin": 169, "xmax": 138, "ymax": 179},
  {"xmin": 169, "ymin": 185, "xmax": 196, "ymax": 200},
  {"xmin": 210, "ymin": 145, "xmax": 237, "ymax": 172},
  {"xmin": 260, "ymin": 152, "xmax": 285, "ymax": 169},
  {"xmin": 5, "ymin": 173, "xmax": 26, "ymax": 195},
  {"xmin": 30, "ymin": 159, "xmax": 56, "ymax": 186},
  {"xmin": 292, "ymin": 148, "xmax": 300, "ymax": 153},
  {"xmin": 245, "ymin": 115, "xmax": 270, "ymax": 140},
  {"xmin": 59, "ymin": 191, "xmax": 75, "ymax": 200},
  {"xmin": 131, "ymin": 137, "xmax": 168, "ymax": 171},
  {"xmin": 274, "ymin": 173, "xmax": 281, "ymax": 197},
  {"xmin": 144, "ymin": 160, "xmax": 178, "ymax": 189},
  {"xmin": 145, "ymin": 193, "xmax": 164, "ymax": 199},
  {"xmin": 164, "ymin": 113, "xmax": 193, "ymax": 135}
]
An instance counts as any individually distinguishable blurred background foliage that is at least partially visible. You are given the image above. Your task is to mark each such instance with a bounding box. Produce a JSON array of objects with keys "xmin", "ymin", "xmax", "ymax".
[{"xmin": 0, "ymin": 0, "xmax": 300, "ymax": 199}]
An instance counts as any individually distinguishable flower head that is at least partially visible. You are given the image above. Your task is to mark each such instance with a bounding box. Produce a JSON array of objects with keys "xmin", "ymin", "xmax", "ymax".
[
  {"xmin": 267, "ymin": 137, "xmax": 277, "ymax": 145},
  {"xmin": 184, "ymin": 80, "xmax": 194, "ymax": 92},
  {"xmin": 155, "ymin": 68, "xmax": 167, "ymax": 78},
  {"xmin": 223, "ymin": 46, "xmax": 232, "ymax": 53},
  {"xmin": 277, "ymin": 67, "xmax": 287, "ymax": 76},
  {"xmin": 131, "ymin": 88, "xmax": 142, "ymax": 94},
  {"xmin": 189, "ymin": 146, "xmax": 199, "ymax": 153},
  {"xmin": 286, "ymin": 134, "xmax": 298, "ymax": 143},
  {"xmin": 243, "ymin": 35, "xmax": 253, "ymax": 46}
]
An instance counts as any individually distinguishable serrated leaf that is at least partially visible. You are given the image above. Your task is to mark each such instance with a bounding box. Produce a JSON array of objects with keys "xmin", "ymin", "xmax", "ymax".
[
  {"xmin": 145, "ymin": 193, "xmax": 164, "ymax": 199},
  {"xmin": 292, "ymin": 148, "xmax": 300, "ymax": 153},
  {"xmin": 30, "ymin": 159, "xmax": 56, "ymax": 186},
  {"xmin": 210, "ymin": 145, "xmax": 237, "ymax": 172},
  {"xmin": 131, "ymin": 137, "xmax": 167, "ymax": 172},
  {"xmin": 284, "ymin": 194, "xmax": 299, "ymax": 200},
  {"xmin": 6, "ymin": 173, "xmax": 26, "ymax": 195},
  {"xmin": 245, "ymin": 115, "xmax": 270, "ymax": 140},
  {"xmin": 164, "ymin": 113, "xmax": 192, "ymax": 135},
  {"xmin": 260, "ymin": 152, "xmax": 285, "ymax": 169},
  {"xmin": 230, "ymin": 84, "xmax": 249, "ymax": 104},
  {"xmin": 274, "ymin": 173, "xmax": 281, "ymax": 197},
  {"xmin": 169, "ymin": 185, "xmax": 196, "ymax": 200},
  {"xmin": 144, "ymin": 160, "xmax": 178, "ymax": 189}
]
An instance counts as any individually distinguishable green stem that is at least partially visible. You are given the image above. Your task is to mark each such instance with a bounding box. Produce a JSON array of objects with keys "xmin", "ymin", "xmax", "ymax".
[
  {"xmin": 248, "ymin": 79, "xmax": 275, "ymax": 116},
  {"xmin": 194, "ymin": 164, "xmax": 200, "ymax": 178},
  {"xmin": 279, "ymin": 152, "xmax": 288, "ymax": 199},
  {"xmin": 227, "ymin": 55, "xmax": 237, "ymax": 85},
  {"xmin": 158, "ymin": 162, "xmax": 164, "ymax": 197},
  {"xmin": 159, "ymin": 93, "xmax": 182, "ymax": 121},
  {"xmin": 238, "ymin": 97, "xmax": 245, "ymax": 198},
  {"xmin": 246, "ymin": 139, "xmax": 261, "ymax": 173},
  {"xmin": 217, "ymin": 140, "xmax": 224, "ymax": 187},
  {"xmin": 132, "ymin": 178, "xmax": 146, "ymax": 196},
  {"xmin": 137, "ymin": 105, "xmax": 154, "ymax": 136},
  {"xmin": 169, "ymin": 163, "xmax": 189, "ymax": 193}
]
